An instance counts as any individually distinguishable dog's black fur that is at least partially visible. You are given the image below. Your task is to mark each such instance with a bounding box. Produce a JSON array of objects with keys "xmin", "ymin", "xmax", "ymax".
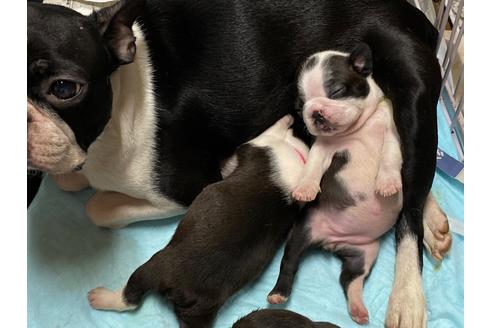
[
  {"xmin": 28, "ymin": 0, "xmax": 441, "ymax": 323},
  {"xmin": 119, "ymin": 144, "xmax": 300, "ymax": 327},
  {"xmin": 232, "ymin": 309, "xmax": 340, "ymax": 328}
]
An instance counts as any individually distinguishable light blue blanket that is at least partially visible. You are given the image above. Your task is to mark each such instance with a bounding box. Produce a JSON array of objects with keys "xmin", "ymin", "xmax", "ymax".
[{"xmin": 28, "ymin": 103, "xmax": 463, "ymax": 327}]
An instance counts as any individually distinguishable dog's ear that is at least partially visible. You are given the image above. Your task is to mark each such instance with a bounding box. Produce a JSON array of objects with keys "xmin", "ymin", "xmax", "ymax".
[
  {"xmin": 91, "ymin": 0, "xmax": 146, "ymax": 65},
  {"xmin": 349, "ymin": 43, "xmax": 373, "ymax": 77}
]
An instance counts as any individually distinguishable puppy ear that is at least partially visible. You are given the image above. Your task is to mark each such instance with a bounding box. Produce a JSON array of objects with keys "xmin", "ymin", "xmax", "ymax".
[
  {"xmin": 349, "ymin": 43, "xmax": 373, "ymax": 77},
  {"xmin": 90, "ymin": 0, "xmax": 146, "ymax": 65}
]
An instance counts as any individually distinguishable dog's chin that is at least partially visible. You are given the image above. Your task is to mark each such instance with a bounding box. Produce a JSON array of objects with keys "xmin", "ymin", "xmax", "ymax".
[
  {"xmin": 306, "ymin": 121, "xmax": 340, "ymax": 137},
  {"xmin": 27, "ymin": 150, "xmax": 87, "ymax": 175},
  {"xmin": 28, "ymin": 161, "xmax": 86, "ymax": 176}
]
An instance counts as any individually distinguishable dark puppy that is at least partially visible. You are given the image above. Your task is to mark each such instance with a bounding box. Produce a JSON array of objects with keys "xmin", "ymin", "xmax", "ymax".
[
  {"xmin": 232, "ymin": 309, "xmax": 339, "ymax": 328},
  {"xmin": 87, "ymin": 116, "xmax": 309, "ymax": 328},
  {"xmin": 29, "ymin": 1, "xmax": 443, "ymax": 326}
]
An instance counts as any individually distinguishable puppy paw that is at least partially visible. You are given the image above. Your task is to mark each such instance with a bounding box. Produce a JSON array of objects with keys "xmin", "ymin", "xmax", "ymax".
[
  {"xmin": 375, "ymin": 172, "xmax": 402, "ymax": 197},
  {"xmin": 88, "ymin": 287, "xmax": 135, "ymax": 312},
  {"xmin": 385, "ymin": 283, "xmax": 426, "ymax": 328},
  {"xmin": 282, "ymin": 114, "xmax": 295, "ymax": 127},
  {"xmin": 292, "ymin": 183, "xmax": 320, "ymax": 202},
  {"xmin": 267, "ymin": 293, "xmax": 288, "ymax": 305},
  {"xmin": 88, "ymin": 287, "xmax": 115, "ymax": 310},
  {"xmin": 349, "ymin": 302, "xmax": 369, "ymax": 325}
]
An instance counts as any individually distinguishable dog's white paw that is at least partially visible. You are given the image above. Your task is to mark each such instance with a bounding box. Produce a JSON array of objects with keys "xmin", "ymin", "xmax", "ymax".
[
  {"xmin": 88, "ymin": 287, "xmax": 135, "ymax": 312},
  {"xmin": 423, "ymin": 199, "xmax": 452, "ymax": 261},
  {"xmin": 385, "ymin": 282, "xmax": 427, "ymax": 328},
  {"xmin": 267, "ymin": 293, "xmax": 288, "ymax": 305},
  {"xmin": 349, "ymin": 299, "xmax": 369, "ymax": 325},
  {"xmin": 375, "ymin": 171, "xmax": 402, "ymax": 197},
  {"xmin": 292, "ymin": 183, "xmax": 320, "ymax": 202}
]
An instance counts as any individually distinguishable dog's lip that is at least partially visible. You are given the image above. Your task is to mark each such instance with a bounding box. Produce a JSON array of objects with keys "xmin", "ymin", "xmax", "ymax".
[
  {"xmin": 312, "ymin": 119, "xmax": 337, "ymax": 132},
  {"xmin": 73, "ymin": 161, "xmax": 86, "ymax": 171}
]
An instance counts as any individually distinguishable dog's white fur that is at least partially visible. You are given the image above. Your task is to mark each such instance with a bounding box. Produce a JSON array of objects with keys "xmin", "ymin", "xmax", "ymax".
[
  {"xmin": 74, "ymin": 25, "xmax": 185, "ymax": 227},
  {"xmin": 248, "ymin": 115, "xmax": 309, "ymax": 203},
  {"xmin": 385, "ymin": 234, "xmax": 427, "ymax": 328},
  {"xmin": 83, "ymin": 25, "xmax": 161, "ymax": 203}
]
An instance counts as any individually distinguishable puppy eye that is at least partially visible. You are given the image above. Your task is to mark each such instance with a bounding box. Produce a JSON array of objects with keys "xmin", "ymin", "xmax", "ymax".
[
  {"xmin": 49, "ymin": 80, "xmax": 81, "ymax": 100},
  {"xmin": 329, "ymin": 85, "xmax": 346, "ymax": 99}
]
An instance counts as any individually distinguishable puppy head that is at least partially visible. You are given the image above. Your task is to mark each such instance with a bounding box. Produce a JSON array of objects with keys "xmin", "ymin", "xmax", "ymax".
[
  {"xmin": 297, "ymin": 43, "xmax": 379, "ymax": 136},
  {"xmin": 27, "ymin": 0, "xmax": 145, "ymax": 173}
]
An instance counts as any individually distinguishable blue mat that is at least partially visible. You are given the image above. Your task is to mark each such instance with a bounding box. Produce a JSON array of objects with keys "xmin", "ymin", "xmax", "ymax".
[{"xmin": 27, "ymin": 102, "xmax": 463, "ymax": 327}]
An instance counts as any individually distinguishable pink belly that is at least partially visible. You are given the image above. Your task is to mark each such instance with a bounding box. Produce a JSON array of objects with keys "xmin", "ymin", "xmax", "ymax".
[{"xmin": 307, "ymin": 194, "xmax": 401, "ymax": 247}]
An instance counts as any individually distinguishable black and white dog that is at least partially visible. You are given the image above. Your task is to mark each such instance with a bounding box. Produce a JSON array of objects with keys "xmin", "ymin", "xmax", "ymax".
[
  {"xmin": 28, "ymin": 0, "xmax": 450, "ymax": 327},
  {"xmin": 87, "ymin": 115, "xmax": 310, "ymax": 328}
]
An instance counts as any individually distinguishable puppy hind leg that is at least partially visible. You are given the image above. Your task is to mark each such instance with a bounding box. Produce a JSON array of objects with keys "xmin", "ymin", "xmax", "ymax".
[
  {"xmin": 335, "ymin": 241, "xmax": 380, "ymax": 325},
  {"xmin": 88, "ymin": 254, "xmax": 163, "ymax": 311},
  {"xmin": 268, "ymin": 219, "xmax": 312, "ymax": 304},
  {"xmin": 88, "ymin": 287, "xmax": 137, "ymax": 312}
]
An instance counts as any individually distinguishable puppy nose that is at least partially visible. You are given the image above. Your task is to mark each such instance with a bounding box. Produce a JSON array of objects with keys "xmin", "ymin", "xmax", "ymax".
[{"xmin": 312, "ymin": 111, "xmax": 326, "ymax": 125}]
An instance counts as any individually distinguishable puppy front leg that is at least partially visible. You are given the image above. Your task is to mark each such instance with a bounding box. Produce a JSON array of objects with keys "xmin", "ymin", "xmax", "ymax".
[
  {"xmin": 375, "ymin": 100, "xmax": 403, "ymax": 197},
  {"xmin": 262, "ymin": 114, "xmax": 294, "ymax": 138},
  {"xmin": 292, "ymin": 140, "xmax": 332, "ymax": 202}
]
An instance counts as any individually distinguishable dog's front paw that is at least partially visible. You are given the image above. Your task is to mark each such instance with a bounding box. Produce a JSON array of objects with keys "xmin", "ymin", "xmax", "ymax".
[
  {"xmin": 424, "ymin": 209, "xmax": 452, "ymax": 261},
  {"xmin": 375, "ymin": 171, "xmax": 402, "ymax": 197},
  {"xmin": 292, "ymin": 183, "xmax": 320, "ymax": 202},
  {"xmin": 385, "ymin": 283, "xmax": 426, "ymax": 328}
]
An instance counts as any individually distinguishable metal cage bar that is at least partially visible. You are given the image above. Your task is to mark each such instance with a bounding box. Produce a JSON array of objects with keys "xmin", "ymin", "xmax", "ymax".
[{"xmin": 409, "ymin": 0, "xmax": 464, "ymax": 161}]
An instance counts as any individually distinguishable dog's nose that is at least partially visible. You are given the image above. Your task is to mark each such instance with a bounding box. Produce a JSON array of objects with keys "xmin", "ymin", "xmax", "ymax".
[{"xmin": 312, "ymin": 111, "xmax": 326, "ymax": 125}]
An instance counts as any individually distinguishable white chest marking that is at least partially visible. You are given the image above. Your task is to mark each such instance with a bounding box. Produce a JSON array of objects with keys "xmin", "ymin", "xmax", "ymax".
[{"xmin": 82, "ymin": 25, "xmax": 165, "ymax": 205}]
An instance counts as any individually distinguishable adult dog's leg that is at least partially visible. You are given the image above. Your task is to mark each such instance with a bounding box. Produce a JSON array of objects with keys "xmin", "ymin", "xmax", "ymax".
[
  {"xmin": 50, "ymin": 172, "xmax": 90, "ymax": 192},
  {"xmin": 86, "ymin": 191, "xmax": 186, "ymax": 228},
  {"xmin": 370, "ymin": 32, "xmax": 441, "ymax": 328}
]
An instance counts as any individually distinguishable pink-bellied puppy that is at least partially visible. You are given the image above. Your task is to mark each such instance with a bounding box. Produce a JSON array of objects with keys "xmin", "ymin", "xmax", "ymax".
[{"xmin": 268, "ymin": 43, "xmax": 404, "ymax": 325}]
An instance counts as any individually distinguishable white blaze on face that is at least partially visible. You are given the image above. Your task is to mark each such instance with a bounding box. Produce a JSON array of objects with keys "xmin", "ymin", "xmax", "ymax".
[
  {"xmin": 299, "ymin": 56, "xmax": 327, "ymax": 100},
  {"xmin": 298, "ymin": 51, "xmax": 383, "ymax": 137}
]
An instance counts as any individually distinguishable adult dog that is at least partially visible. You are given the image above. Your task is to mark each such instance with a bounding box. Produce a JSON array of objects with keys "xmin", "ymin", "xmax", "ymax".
[{"xmin": 28, "ymin": 0, "xmax": 447, "ymax": 326}]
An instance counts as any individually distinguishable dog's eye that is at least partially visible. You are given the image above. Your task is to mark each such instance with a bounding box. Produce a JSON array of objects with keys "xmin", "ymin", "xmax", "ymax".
[
  {"xmin": 329, "ymin": 85, "xmax": 346, "ymax": 99},
  {"xmin": 49, "ymin": 80, "xmax": 81, "ymax": 100}
]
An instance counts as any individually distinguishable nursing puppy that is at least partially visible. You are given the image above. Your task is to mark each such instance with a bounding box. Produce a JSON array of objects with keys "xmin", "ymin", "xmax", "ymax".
[
  {"xmin": 29, "ymin": 1, "xmax": 448, "ymax": 326},
  {"xmin": 87, "ymin": 116, "xmax": 309, "ymax": 328},
  {"xmin": 268, "ymin": 45, "xmax": 406, "ymax": 325},
  {"xmin": 232, "ymin": 309, "xmax": 339, "ymax": 328}
]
